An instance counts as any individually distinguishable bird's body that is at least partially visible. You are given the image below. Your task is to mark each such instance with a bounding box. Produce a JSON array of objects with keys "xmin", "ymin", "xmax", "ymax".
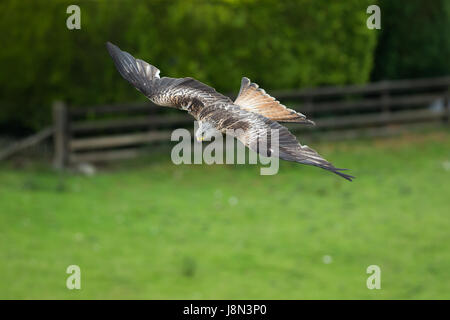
[{"xmin": 106, "ymin": 42, "xmax": 354, "ymax": 181}]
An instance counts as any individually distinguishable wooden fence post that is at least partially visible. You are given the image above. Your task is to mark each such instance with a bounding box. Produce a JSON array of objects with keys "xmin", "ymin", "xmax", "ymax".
[
  {"xmin": 53, "ymin": 101, "xmax": 69, "ymax": 169},
  {"xmin": 445, "ymin": 88, "xmax": 450, "ymax": 124},
  {"xmin": 381, "ymin": 81, "xmax": 391, "ymax": 115},
  {"xmin": 305, "ymin": 95, "xmax": 314, "ymax": 116}
]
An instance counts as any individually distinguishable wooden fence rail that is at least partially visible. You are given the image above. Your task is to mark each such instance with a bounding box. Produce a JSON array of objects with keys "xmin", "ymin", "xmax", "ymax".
[
  {"xmin": 0, "ymin": 126, "xmax": 53, "ymax": 161},
  {"xmin": 50, "ymin": 76, "xmax": 450, "ymax": 166}
]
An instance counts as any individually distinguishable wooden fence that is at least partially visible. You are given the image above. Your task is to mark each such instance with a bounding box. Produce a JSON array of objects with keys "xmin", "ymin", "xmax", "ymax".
[{"xmin": 53, "ymin": 76, "xmax": 450, "ymax": 167}]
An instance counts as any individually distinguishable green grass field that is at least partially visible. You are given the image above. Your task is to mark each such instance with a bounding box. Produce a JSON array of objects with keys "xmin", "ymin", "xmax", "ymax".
[{"xmin": 0, "ymin": 129, "xmax": 449, "ymax": 299}]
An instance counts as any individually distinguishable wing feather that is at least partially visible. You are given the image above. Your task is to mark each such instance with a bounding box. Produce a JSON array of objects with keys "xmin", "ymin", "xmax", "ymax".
[
  {"xmin": 107, "ymin": 42, "xmax": 231, "ymax": 111},
  {"xmin": 202, "ymin": 106, "xmax": 353, "ymax": 181}
]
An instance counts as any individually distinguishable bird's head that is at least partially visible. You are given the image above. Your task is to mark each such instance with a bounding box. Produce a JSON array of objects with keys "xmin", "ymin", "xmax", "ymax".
[{"xmin": 195, "ymin": 121, "xmax": 218, "ymax": 142}]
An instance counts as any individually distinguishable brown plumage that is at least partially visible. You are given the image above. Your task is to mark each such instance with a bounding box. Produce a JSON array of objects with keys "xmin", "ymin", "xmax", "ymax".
[
  {"xmin": 235, "ymin": 77, "xmax": 314, "ymax": 124},
  {"xmin": 106, "ymin": 42, "xmax": 354, "ymax": 181}
]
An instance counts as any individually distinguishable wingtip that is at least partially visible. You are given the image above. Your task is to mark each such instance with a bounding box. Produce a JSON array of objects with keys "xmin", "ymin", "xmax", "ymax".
[
  {"xmin": 106, "ymin": 42, "xmax": 121, "ymax": 56},
  {"xmin": 334, "ymin": 169, "xmax": 355, "ymax": 182}
]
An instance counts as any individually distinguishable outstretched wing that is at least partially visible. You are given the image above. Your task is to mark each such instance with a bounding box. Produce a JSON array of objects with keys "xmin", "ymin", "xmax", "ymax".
[
  {"xmin": 106, "ymin": 42, "xmax": 232, "ymax": 110},
  {"xmin": 234, "ymin": 77, "xmax": 314, "ymax": 125},
  {"xmin": 199, "ymin": 105, "xmax": 353, "ymax": 181}
]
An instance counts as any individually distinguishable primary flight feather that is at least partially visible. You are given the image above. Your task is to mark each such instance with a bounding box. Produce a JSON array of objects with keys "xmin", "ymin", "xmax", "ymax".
[{"xmin": 106, "ymin": 42, "xmax": 354, "ymax": 181}]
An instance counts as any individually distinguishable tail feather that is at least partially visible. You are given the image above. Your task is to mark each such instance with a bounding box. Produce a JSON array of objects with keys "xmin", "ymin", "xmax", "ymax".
[{"xmin": 234, "ymin": 77, "xmax": 315, "ymax": 124}]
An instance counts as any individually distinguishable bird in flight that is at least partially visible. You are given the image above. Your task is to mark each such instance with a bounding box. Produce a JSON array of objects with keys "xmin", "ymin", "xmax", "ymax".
[{"xmin": 106, "ymin": 42, "xmax": 354, "ymax": 181}]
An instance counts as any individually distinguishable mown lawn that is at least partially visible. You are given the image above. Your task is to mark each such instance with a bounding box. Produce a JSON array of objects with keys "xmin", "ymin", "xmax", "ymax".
[{"xmin": 0, "ymin": 129, "xmax": 449, "ymax": 299}]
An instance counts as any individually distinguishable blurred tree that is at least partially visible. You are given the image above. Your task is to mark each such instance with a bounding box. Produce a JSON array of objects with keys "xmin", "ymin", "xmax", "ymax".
[
  {"xmin": 371, "ymin": 0, "xmax": 450, "ymax": 80},
  {"xmin": 0, "ymin": 0, "xmax": 377, "ymax": 131}
]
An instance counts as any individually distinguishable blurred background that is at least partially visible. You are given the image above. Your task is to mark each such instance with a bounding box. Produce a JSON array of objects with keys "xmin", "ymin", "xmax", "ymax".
[{"xmin": 0, "ymin": 0, "xmax": 449, "ymax": 299}]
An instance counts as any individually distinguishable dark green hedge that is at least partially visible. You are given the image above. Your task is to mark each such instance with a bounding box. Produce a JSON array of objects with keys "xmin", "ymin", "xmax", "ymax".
[
  {"xmin": 0, "ymin": 0, "xmax": 377, "ymax": 130},
  {"xmin": 372, "ymin": 0, "xmax": 450, "ymax": 81}
]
